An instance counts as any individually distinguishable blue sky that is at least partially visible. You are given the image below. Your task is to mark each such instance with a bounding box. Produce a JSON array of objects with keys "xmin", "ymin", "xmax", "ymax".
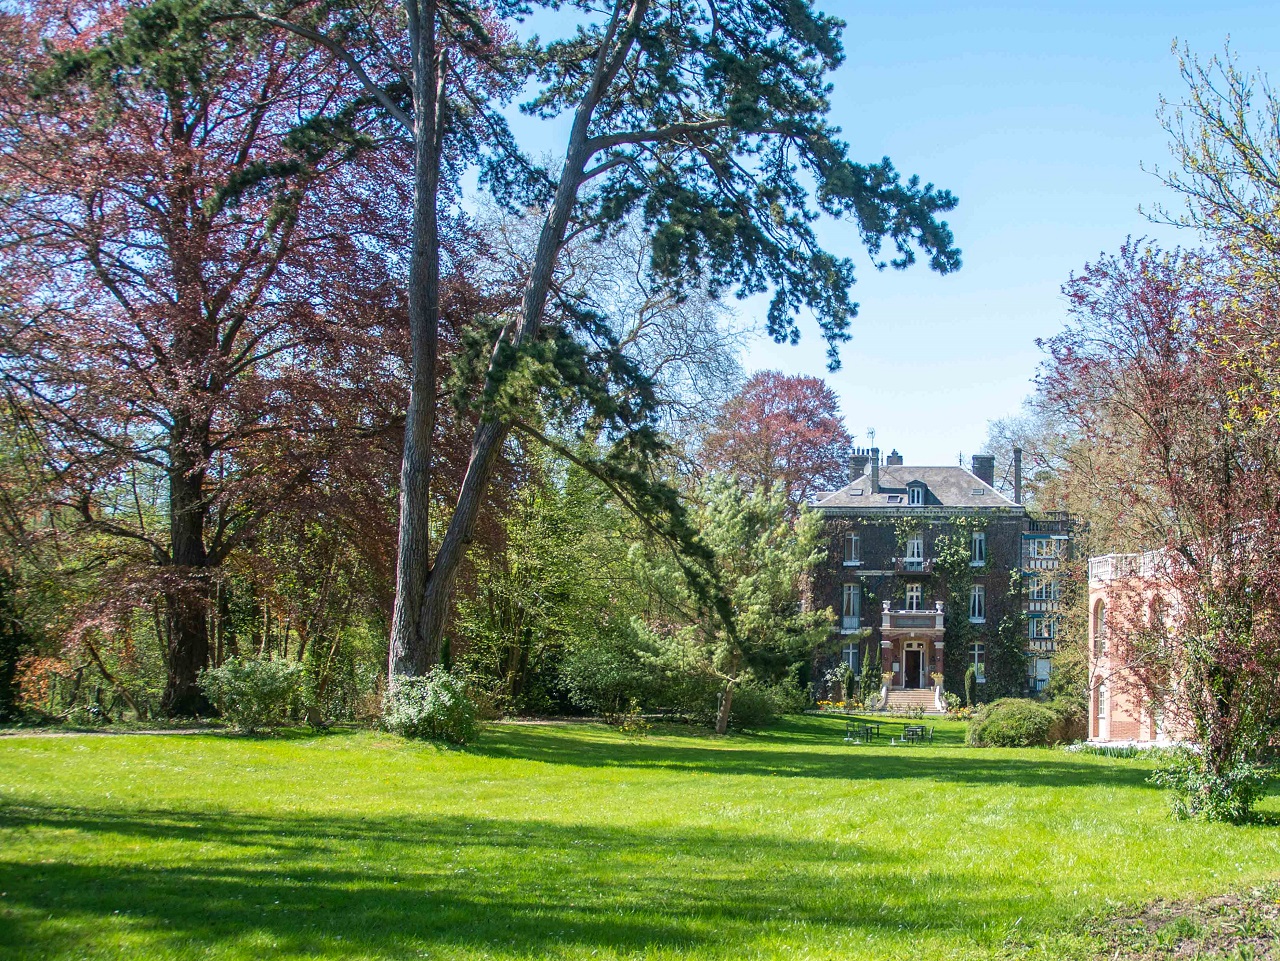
[{"xmin": 735, "ymin": 1, "xmax": 1280, "ymax": 464}]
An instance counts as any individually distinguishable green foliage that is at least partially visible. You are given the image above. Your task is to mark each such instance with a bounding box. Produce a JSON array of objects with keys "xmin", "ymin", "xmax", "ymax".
[
  {"xmin": 455, "ymin": 452, "xmax": 649, "ymax": 717},
  {"xmin": 616, "ymin": 700, "xmax": 650, "ymax": 739},
  {"xmin": 637, "ymin": 478, "xmax": 832, "ymax": 731},
  {"xmin": 1043, "ymin": 696, "xmax": 1087, "ymax": 744},
  {"xmin": 1149, "ymin": 747, "xmax": 1274, "ymax": 823},
  {"xmin": 966, "ymin": 698, "xmax": 1059, "ymax": 747},
  {"xmin": 199, "ymin": 657, "xmax": 303, "ymax": 733},
  {"xmin": 381, "ymin": 669, "xmax": 480, "ymax": 746},
  {"xmin": 965, "ymin": 665, "xmax": 977, "ymax": 707},
  {"xmin": 860, "ymin": 639, "xmax": 882, "ymax": 703},
  {"xmin": 559, "ymin": 625, "xmax": 656, "ymax": 718}
]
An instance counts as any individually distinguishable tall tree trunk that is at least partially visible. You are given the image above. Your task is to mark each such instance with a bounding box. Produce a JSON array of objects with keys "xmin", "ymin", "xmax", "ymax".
[
  {"xmin": 160, "ymin": 436, "xmax": 212, "ymax": 716},
  {"xmin": 412, "ymin": 113, "xmax": 596, "ymax": 664},
  {"xmin": 388, "ymin": 0, "xmax": 442, "ymax": 680}
]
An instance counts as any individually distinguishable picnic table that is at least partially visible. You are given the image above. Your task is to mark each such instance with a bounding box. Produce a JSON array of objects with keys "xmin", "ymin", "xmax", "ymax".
[
  {"xmin": 843, "ymin": 720, "xmax": 882, "ymax": 742},
  {"xmin": 901, "ymin": 724, "xmax": 934, "ymax": 744}
]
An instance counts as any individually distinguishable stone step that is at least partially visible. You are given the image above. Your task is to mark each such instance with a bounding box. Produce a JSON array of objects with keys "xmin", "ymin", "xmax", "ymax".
[{"xmin": 883, "ymin": 690, "xmax": 942, "ymax": 713}]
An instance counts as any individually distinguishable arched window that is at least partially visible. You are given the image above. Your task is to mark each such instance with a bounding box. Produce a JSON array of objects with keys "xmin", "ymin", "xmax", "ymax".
[
  {"xmin": 1149, "ymin": 596, "xmax": 1166, "ymax": 628},
  {"xmin": 1092, "ymin": 600, "xmax": 1108, "ymax": 655}
]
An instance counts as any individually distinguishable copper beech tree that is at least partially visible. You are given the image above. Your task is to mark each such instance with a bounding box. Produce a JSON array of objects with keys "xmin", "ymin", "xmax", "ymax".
[
  {"xmin": 0, "ymin": 0, "xmax": 412, "ymax": 714},
  {"xmin": 700, "ymin": 371, "xmax": 852, "ymax": 509},
  {"xmin": 1040, "ymin": 242, "xmax": 1280, "ymax": 820}
]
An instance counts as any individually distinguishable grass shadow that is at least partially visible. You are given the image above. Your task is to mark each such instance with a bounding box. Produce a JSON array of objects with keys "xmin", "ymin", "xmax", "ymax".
[
  {"xmin": 471, "ymin": 715, "xmax": 1159, "ymax": 791},
  {"xmin": 0, "ymin": 799, "xmax": 1074, "ymax": 960}
]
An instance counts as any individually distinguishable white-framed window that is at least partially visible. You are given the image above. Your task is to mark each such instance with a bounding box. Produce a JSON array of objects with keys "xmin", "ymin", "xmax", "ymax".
[
  {"xmin": 1029, "ymin": 576, "xmax": 1052, "ymax": 600},
  {"xmin": 908, "ymin": 486, "xmax": 923, "ymax": 506},
  {"xmin": 1096, "ymin": 681, "xmax": 1108, "ymax": 720},
  {"xmin": 969, "ymin": 584, "xmax": 985, "ymax": 622},
  {"xmin": 905, "ymin": 584, "xmax": 923, "ymax": 611},
  {"xmin": 970, "ymin": 643, "xmax": 986, "ymax": 681},
  {"xmin": 841, "ymin": 583, "xmax": 861, "ymax": 631},
  {"xmin": 841, "ymin": 641, "xmax": 860, "ymax": 674},
  {"xmin": 905, "ymin": 535, "xmax": 924, "ymax": 570},
  {"xmin": 970, "ymin": 530, "xmax": 986, "ymax": 566},
  {"xmin": 1029, "ymin": 616, "xmax": 1053, "ymax": 639},
  {"xmin": 1029, "ymin": 538, "xmax": 1058, "ymax": 559},
  {"xmin": 842, "ymin": 532, "xmax": 861, "ymax": 565}
]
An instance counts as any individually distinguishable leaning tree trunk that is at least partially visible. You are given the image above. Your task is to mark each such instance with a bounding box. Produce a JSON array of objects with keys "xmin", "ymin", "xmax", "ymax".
[{"xmin": 407, "ymin": 101, "xmax": 596, "ymax": 667}]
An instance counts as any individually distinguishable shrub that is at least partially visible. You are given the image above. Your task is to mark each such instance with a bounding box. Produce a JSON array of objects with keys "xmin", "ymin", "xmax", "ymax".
[
  {"xmin": 200, "ymin": 657, "xmax": 303, "ymax": 733},
  {"xmin": 723, "ymin": 683, "xmax": 775, "ymax": 729},
  {"xmin": 381, "ymin": 669, "xmax": 479, "ymax": 745},
  {"xmin": 560, "ymin": 630, "xmax": 655, "ymax": 717},
  {"xmin": 726, "ymin": 678, "xmax": 809, "ymax": 729},
  {"xmin": 617, "ymin": 699, "xmax": 650, "ymax": 739},
  {"xmin": 1149, "ymin": 747, "xmax": 1274, "ymax": 822},
  {"xmin": 966, "ymin": 698, "xmax": 1058, "ymax": 747},
  {"xmin": 1043, "ymin": 696, "xmax": 1087, "ymax": 744},
  {"xmin": 964, "ymin": 665, "xmax": 977, "ymax": 707},
  {"xmin": 859, "ymin": 644, "xmax": 882, "ymax": 703}
]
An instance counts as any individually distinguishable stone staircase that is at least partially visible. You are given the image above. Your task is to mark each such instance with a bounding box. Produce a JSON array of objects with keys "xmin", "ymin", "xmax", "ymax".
[{"xmin": 883, "ymin": 689, "xmax": 942, "ymax": 714}]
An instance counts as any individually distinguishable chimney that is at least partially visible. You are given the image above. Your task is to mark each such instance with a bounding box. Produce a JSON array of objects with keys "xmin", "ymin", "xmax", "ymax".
[
  {"xmin": 886, "ymin": 449, "xmax": 903, "ymax": 466},
  {"xmin": 1013, "ymin": 447, "xmax": 1023, "ymax": 505},
  {"xmin": 971, "ymin": 454, "xmax": 995, "ymax": 488},
  {"xmin": 849, "ymin": 447, "xmax": 870, "ymax": 481},
  {"xmin": 870, "ymin": 447, "xmax": 881, "ymax": 493}
]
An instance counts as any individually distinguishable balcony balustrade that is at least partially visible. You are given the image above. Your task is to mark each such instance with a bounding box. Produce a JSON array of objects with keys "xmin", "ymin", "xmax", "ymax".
[
  {"xmin": 893, "ymin": 557, "xmax": 934, "ymax": 576},
  {"xmin": 881, "ymin": 600, "xmax": 945, "ymax": 632}
]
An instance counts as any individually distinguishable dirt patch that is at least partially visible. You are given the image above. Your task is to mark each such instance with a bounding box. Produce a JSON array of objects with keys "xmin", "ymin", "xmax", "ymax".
[{"xmin": 1093, "ymin": 885, "xmax": 1280, "ymax": 959}]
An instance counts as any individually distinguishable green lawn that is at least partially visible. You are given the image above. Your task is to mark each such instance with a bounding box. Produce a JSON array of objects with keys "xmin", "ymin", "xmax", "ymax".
[{"xmin": 1, "ymin": 715, "xmax": 1277, "ymax": 961}]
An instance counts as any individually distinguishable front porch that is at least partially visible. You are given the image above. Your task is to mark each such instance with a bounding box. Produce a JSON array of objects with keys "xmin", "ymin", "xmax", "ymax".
[{"xmin": 879, "ymin": 601, "xmax": 945, "ymax": 709}]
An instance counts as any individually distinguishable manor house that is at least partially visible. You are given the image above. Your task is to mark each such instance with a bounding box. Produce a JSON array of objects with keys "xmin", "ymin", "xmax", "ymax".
[{"xmin": 808, "ymin": 447, "xmax": 1070, "ymax": 711}]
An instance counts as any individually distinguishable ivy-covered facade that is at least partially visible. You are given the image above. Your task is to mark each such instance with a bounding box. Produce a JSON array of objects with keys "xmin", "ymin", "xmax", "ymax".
[{"xmin": 807, "ymin": 448, "xmax": 1070, "ymax": 707}]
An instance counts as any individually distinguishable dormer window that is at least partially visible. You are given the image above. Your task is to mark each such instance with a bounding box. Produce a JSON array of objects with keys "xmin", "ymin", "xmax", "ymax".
[{"xmin": 908, "ymin": 487, "xmax": 923, "ymax": 506}]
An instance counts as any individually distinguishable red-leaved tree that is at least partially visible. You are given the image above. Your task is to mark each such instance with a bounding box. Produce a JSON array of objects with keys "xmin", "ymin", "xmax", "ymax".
[
  {"xmin": 1040, "ymin": 241, "xmax": 1280, "ymax": 820},
  {"xmin": 0, "ymin": 0, "xmax": 406, "ymax": 714},
  {"xmin": 700, "ymin": 371, "xmax": 852, "ymax": 508}
]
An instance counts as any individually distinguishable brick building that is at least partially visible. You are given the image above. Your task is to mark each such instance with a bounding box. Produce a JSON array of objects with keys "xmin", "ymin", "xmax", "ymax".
[
  {"xmin": 1085, "ymin": 550, "xmax": 1193, "ymax": 744},
  {"xmin": 809, "ymin": 447, "xmax": 1071, "ymax": 711}
]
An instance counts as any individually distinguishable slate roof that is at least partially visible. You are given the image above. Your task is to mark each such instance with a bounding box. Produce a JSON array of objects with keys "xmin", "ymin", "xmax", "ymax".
[{"xmin": 811, "ymin": 466, "xmax": 1020, "ymax": 511}]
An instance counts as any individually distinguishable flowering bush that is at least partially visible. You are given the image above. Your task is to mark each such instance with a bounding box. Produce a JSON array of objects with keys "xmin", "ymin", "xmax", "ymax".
[
  {"xmin": 200, "ymin": 657, "xmax": 303, "ymax": 733},
  {"xmin": 381, "ymin": 669, "xmax": 479, "ymax": 745}
]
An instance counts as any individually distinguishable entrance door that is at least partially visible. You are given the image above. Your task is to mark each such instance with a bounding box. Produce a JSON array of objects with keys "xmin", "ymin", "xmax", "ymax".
[{"xmin": 904, "ymin": 648, "xmax": 923, "ymax": 689}]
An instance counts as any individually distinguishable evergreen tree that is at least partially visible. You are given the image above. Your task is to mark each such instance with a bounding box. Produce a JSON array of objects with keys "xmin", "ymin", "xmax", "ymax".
[{"xmin": 238, "ymin": 0, "xmax": 963, "ymax": 675}]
